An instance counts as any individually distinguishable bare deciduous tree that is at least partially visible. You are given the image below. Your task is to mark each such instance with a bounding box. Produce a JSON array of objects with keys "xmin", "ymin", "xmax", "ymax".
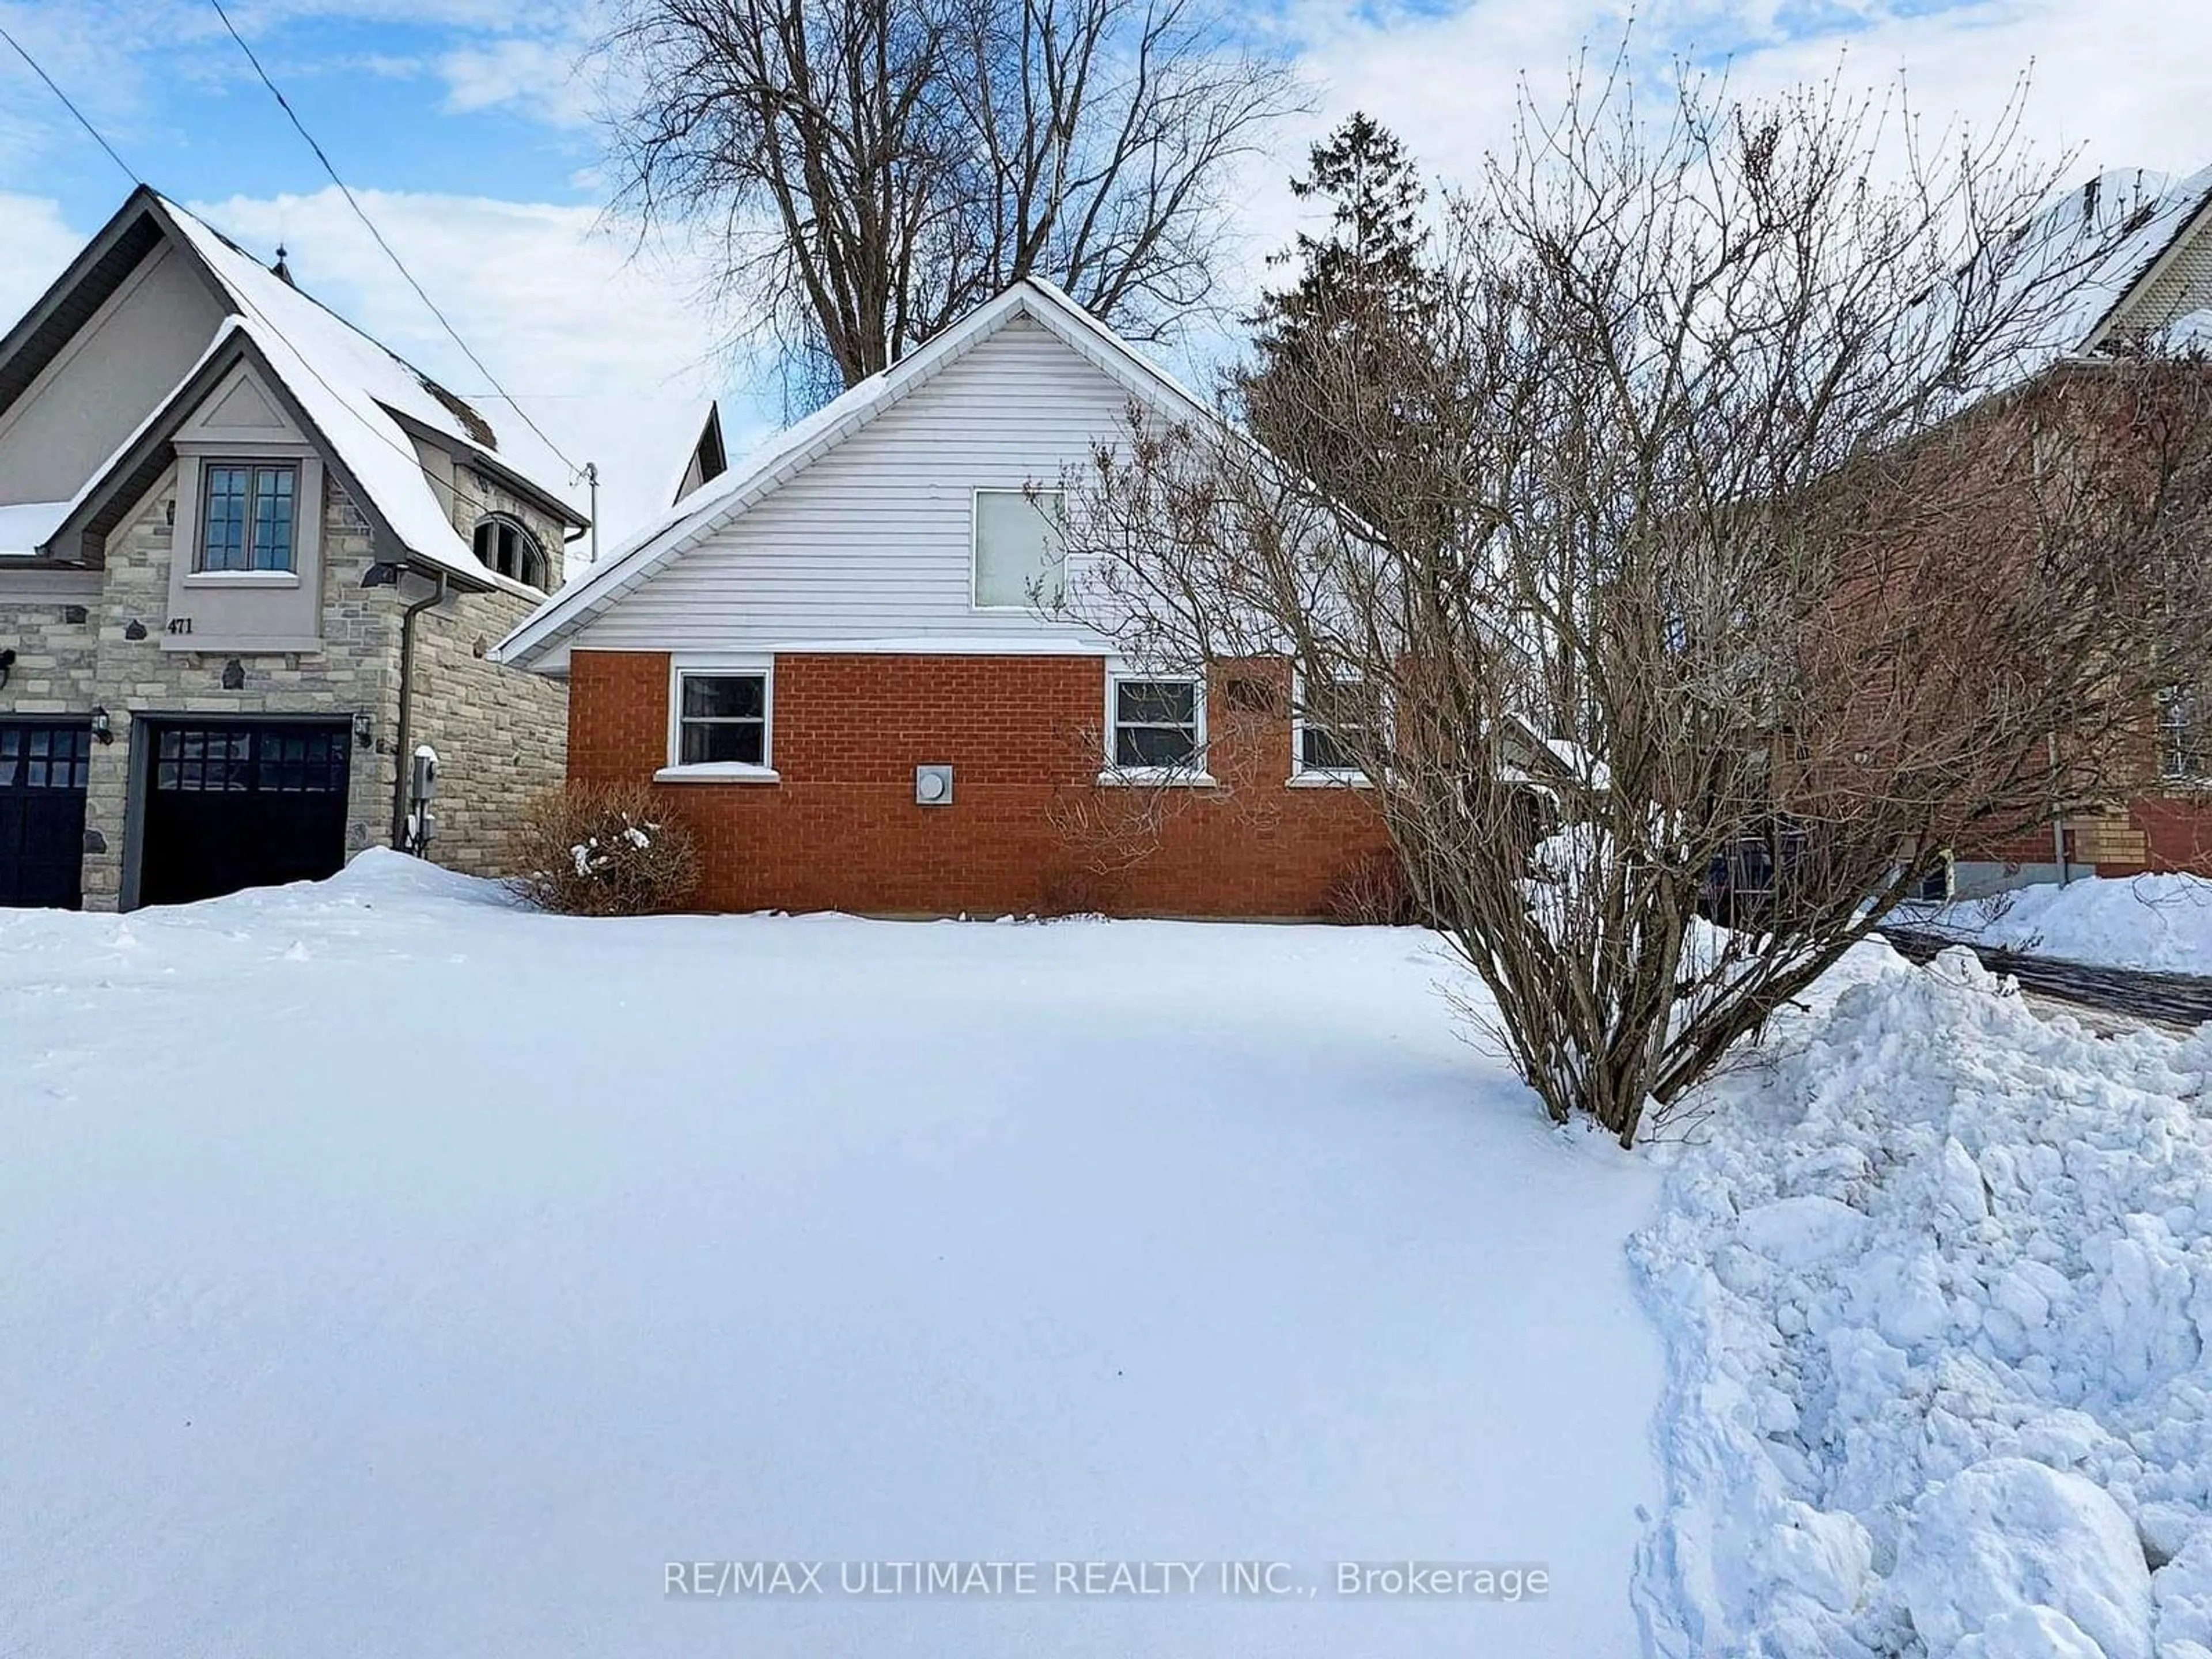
[
  {"xmin": 1063, "ymin": 63, "xmax": 2212, "ymax": 1145},
  {"xmin": 599, "ymin": 0, "xmax": 1304, "ymax": 399}
]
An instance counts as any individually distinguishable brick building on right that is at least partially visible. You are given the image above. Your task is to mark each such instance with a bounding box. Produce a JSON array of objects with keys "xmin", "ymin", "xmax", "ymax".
[{"xmin": 1944, "ymin": 166, "xmax": 2212, "ymax": 897}]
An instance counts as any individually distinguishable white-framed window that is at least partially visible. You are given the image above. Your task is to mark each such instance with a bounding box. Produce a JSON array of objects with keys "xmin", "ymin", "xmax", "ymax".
[
  {"xmin": 664, "ymin": 659, "xmax": 775, "ymax": 779},
  {"xmin": 473, "ymin": 514, "xmax": 548, "ymax": 589},
  {"xmin": 972, "ymin": 486, "xmax": 1066, "ymax": 611},
  {"xmin": 1104, "ymin": 668, "xmax": 1207, "ymax": 782},
  {"xmin": 2159, "ymin": 683, "xmax": 2209, "ymax": 782},
  {"xmin": 1292, "ymin": 671, "xmax": 1382, "ymax": 784},
  {"xmin": 198, "ymin": 461, "xmax": 298, "ymax": 572}
]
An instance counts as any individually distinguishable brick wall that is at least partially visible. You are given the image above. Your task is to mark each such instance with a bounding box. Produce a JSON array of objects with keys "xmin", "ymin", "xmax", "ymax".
[
  {"xmin": 1961, "ymin": 793, "xmax": 2212, "ymax": 882},
  {"xmin": 568, "ymin": 649, "xmax": 1391, "ymax": 918}
]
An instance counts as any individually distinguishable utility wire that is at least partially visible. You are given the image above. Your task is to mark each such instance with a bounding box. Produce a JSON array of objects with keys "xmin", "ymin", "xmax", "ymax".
[
  {"xmin": 0, "ymin": 21, "xmax": 140, "ymax": 185},
  {"xmin": 203, "ymin": 0, "xmax": 585, "ymax": 481},
  {"xmin": 0, "ymin": 14, "xmax": 573, "ymax": 561}
]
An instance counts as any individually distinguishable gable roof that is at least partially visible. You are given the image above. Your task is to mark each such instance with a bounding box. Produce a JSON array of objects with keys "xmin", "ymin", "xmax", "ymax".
[
  {"xmin": 2039, "ymin": 166, "xmax": 2212, "ymax": 354},
  {"xmin": 495, "ymin": 278, "xmax": 1211, "ymax": 670},
  {"xmin": 670, "ymin": 399, "xmax": 729, "ymax": 505},
  {"xmin": 0, "ymin": 187, "xmax": 585, "ymax": 584},
  {"xmin": 1938, "ymin": 165, "xmax": 2212, "ymax": 389},
  {"xmin": 46, "ymin": 321, "xmax": 396, "ymax": 565}
]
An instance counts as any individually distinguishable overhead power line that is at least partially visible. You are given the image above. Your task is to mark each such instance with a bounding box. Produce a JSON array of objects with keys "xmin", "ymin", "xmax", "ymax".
[
  {"xmin": 0, "ymin": 21, "xmax": 141, "ymax": 185},
  {"xmin": 0, "ymin": 13, "xmax": 579, "ymax": 554},
  {"xmin": 202, "ymin": 0, "xmax": 585, "ymax": 482}
]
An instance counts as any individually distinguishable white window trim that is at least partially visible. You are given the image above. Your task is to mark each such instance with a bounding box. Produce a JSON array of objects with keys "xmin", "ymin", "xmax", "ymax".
[
  {"xmin": 181, "ymin": 570, "xmax": 301, "ymax": 588},
  {"xmin": 663, "ymin": 656, "xmax": 778, "ymax": 782},
  {"xmin": 1101, "ymin": 665, "xmax": 1214, "ymax": 787},
  {"xmin": 1289, "ymin": 669, "xmax": 1380, "ymax": 788},
  {"xmin": 970, "ymin": 484, "xmax": 1069, "ymax": 613}
]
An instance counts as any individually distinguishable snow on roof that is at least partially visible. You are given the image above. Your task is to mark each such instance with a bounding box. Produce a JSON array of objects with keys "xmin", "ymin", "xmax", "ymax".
[
  {"xmin": 497, "ymin": 279, "xmax": 1212, "ymax": 669},
  {"xmin": 33, "ymin": 312, "xmax": 544, "ymax": 600},
  {"xmin": 1923, "ymin": 166, "xmax": 2212, "ymax": 395},
  {"xmin": 157, "ymin": 196, "xmax": 582, "ymax": 527},
  {"xmin": 231, "ymin": 313, "xmax": 537, "ymax": 595},
  {"xmin": 2008, "ymin": 166, "xmax": 2212, "ymax": 353},
  {"xmin": 0, "ymin": 500, "xmax": 71, "ymax": 558}
]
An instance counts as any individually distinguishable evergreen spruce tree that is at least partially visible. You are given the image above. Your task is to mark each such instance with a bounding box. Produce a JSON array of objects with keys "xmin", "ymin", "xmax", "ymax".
[{"xmin": 1241, "ymin": 113, "xmax": 1446, "ymax": 541}]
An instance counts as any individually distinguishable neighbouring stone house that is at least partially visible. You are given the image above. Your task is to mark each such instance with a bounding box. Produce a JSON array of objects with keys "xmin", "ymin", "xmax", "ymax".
[{"xmin": 0, "ymin": 186, "xmax": 584, "ymax": 910}]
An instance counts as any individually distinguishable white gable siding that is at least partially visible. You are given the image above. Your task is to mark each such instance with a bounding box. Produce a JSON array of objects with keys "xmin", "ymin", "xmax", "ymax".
[
  {"xmin": 561, "ymin": 316, "xmax": 1135, "ymax": 662},
  {"xmin": 0, "ymin": 243, "xmax": 228, "ymax": 506},
  {"xmin": 2111, "ymin": 209, "xmax": 2212, "ymax": 336}
]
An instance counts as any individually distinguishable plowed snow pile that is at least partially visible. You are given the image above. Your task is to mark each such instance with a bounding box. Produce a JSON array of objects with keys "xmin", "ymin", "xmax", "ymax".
[{"xmin": 1634, "ymin": 949, "xmax": 2212, "ymax": 1659}]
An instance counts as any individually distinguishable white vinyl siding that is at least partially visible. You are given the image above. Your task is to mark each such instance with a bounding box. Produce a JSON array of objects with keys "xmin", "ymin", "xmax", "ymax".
[{"xmin": 563, "ymin": 318, "xmax": 1128, "ymax": 657}]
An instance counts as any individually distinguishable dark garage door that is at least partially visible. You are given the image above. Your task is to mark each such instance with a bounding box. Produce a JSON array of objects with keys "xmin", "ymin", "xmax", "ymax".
[
  {"xmin": 0, "ymin": 721, "xmax": 92, "ymax": 909},
  {"xmin": 140, "ymin": 721, "xmax": 352, "ymax": 908}
]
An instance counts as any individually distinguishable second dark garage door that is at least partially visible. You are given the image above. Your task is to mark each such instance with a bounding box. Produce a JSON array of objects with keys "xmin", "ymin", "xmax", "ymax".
[{"xmin": 139, "ymin": 720, "xmax": 353, "ymax": 907}]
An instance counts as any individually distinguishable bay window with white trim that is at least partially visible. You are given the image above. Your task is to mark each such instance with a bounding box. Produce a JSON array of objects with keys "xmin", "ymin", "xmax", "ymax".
[
  {"xmin": 661, "ymin": 660, "xmax": 778, "ymax": 782},
  {"xmin": 1103, "ymin": 668, "xmax": 1209, "ymax": 783}
]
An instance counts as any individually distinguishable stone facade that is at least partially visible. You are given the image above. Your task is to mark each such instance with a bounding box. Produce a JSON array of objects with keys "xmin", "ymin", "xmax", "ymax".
[
  {"xmin": 74, "ymin": 465, "xmax": 400, "ymax": 908},
  {"xmin": 407, "ymin": 584, "xmax": 570, "ymax": 877},
  {"xmin": 0, "ymin": 446, "xmax": 574, "ymax": 908},
  {"xmin": 0, "ymin": 571, "xmax": 102, "ymax": 712},
  {"xmin": 404, "ymin": 462, "xmax": 574, "ymax": 877}
]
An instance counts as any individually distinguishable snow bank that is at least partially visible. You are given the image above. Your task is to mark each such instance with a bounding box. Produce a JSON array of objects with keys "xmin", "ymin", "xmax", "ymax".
[
  {"xmin": 1634, "ymin": 948, "xmax": 2212, "ymax": 1659},
  {"xmin": 1907, "ymin": 875, "xmax": 2212, "ymax": 976}
]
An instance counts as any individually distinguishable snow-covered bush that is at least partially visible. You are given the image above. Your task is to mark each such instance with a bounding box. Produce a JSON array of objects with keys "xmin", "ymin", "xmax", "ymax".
[{"xmin": 506, "ymin": 783, "xmax": 700, "ymax": 916}]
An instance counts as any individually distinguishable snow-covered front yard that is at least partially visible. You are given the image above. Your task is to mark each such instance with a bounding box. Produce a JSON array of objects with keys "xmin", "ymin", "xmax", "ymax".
[
  {"xmin": 0, "ymin": 854, "xmax": 1660, "ymax": 1657},
  {"xmin": 12, "ymin": 856, "xmax": 2211, "ymax": 1658}
]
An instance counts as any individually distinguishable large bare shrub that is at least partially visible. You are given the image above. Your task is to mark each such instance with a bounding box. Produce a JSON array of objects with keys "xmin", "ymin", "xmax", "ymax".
[
  {"xmin": 507, "ymin": 783, "xmax": 702, "ymax": 916},
  {"xmin": 1066, "ymin": 65, "xmax": 2212, "ymax": 1145}
]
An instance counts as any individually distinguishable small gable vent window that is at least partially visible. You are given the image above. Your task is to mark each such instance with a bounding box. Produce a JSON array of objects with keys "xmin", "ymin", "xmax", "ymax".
[{"xmin": 474, "ymin": 514, "xmax": 547, "ymax": 589}]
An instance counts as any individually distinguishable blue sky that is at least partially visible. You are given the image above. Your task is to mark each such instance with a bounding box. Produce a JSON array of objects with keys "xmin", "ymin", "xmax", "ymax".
[{"xmin": 3, "ymin": 0, "xmax": 2210, "ymax": 543}]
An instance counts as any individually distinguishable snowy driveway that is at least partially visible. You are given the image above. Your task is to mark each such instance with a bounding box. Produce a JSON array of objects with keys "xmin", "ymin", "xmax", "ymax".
[{"xmin": 0, "ymin": 855, "xmax": 1661, "ymax": 1658}]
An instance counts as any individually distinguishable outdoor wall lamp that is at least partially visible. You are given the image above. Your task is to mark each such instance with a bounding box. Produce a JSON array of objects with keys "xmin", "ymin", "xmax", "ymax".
[
  {"xmin": 354, "ymin": 710, "xmax": 375, "ymax": 750},
  {"xmin": 90, "ymin": 706, "xmax": 112, "ymax": 744},
  {"xmin": 361, "ymin": 561, "xmax": 402, "ymax": 589}
]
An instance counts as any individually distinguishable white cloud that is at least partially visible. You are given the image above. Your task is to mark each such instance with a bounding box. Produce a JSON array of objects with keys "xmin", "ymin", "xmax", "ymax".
[
  {"xmin": 186, "ymin": 187, "xmax": 734, "ymax": 546},
  {"xmin": 1279, "ymin": 0, "xmax": 2212, "ymax": 195},
  {"xmin": 0, "ymin": 192, "xmax": 89, "ymax": 325},
  {"xmin": 438, "ymin": 34, "xmax": 595, "ymax": 127}
]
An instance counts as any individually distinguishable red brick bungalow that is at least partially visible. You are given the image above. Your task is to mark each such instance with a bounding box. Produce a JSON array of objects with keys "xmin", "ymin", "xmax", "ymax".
[{"xmin": 494, "ymin": 281, "xmax": 1388, "ymax": 917}]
